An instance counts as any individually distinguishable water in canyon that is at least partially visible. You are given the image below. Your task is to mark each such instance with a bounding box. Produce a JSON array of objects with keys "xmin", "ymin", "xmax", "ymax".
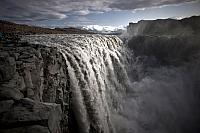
[{"xmin": 21, "ymin": 34, "xmax": 200, "ymax": 133}]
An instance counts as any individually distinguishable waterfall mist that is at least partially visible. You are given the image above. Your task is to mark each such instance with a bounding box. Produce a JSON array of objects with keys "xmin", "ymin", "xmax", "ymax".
[{"xmin": 21, "ymin": 34, "xmax": 200, "ymax": 133}]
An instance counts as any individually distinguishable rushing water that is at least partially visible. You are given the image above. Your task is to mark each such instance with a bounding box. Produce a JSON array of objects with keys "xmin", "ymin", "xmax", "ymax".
[{"xmin": 22, "ymin": 34, "xmax": 200, "ymax": 133}]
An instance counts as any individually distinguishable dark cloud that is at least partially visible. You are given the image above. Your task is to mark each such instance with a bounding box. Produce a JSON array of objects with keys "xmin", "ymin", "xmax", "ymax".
[
  {"xmin": 0, "ymin": 0, "xmax": 197, "ymax": 22},
  {"xmin": 0, "ymin": 0, "xmax": 69, "ymax": 21},
  {"xmin": 109, "ymin": 0, "xmax": 196, "ymax": 10}
]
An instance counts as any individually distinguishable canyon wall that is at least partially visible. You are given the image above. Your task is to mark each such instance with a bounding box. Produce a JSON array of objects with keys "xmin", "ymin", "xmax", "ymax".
[
  {"xmin": 127, "ymin": 16, "xmax": 200, "ymax": 36},
  {"xmin": 0, "ymin": 42, "xmax": 70, "ymax": 133},
  {"xmin": 0, "ymin": 31, "xmax": 200, "ymax": 133}
]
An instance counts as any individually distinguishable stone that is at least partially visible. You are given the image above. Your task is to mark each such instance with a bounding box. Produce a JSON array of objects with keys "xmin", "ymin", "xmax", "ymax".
[
  {"xmin": 0, "ymin": 125, "xmax": 50, "ymax": 133},
  {"xmin": 45, "ymin": 102, "xmax": 62, "ymax": 133},
  {"xmin": 0, "ymin": 98, "xmax": 62, "ymax": 133},
  {"xmin": 0, "ymin": 87, "xmax": 24, "ymax": 100},
  {"xmin": 0, "ymin": 42, "xmax": 70, "ymax": 132},
  {"xmin": 48, "ymin": 63, "xmax": 60, "ymax": 75},
  {"xmin": 0, "ymin": 56, "xmax": 16, "ymax": 82},
  {"xmin": 26, "ymin": 125, "xmax": 50, "ymax": 133},
  {"xmin": 16, "ymin": 75, "xmax": 26, "ymax": 91},
  {"xmin": 0, "ymin": 100, "xmax": 14, "ymax": 113}
]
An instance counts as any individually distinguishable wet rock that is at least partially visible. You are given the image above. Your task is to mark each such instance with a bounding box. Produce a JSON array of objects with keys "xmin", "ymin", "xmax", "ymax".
[
  {"xmin": 0, "ymin": 125, "xmax": 50, "ymax": 133},
  {"xmin": 26, "ymin": 125, "xmax": 50, "ymax": 133},
  {"xmin": 0, "ymin": 42, "xmax": 70, "ymax": 133},
  {"xmin": 0, "ymin": 100, "xmax": 14, "ymax": 113},
  {"xmin": 0, "ymin": 56, "xmax": 16, "ymax": 82},
  {"xmin": 0, "ymin": 98, "xmax": 62, "ymax": 133},
  {"xmin": 0, "ymin": 87, "xmax": 24, "ymax": 100}
]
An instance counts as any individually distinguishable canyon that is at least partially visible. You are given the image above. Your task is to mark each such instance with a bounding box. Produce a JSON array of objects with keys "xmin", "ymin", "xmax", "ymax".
[{"xmin": 0, "ymin": 16, "xmax": 200, "ymax": 133}]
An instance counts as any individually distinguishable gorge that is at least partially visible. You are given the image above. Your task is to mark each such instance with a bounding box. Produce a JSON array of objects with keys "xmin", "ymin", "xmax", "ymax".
[{"xmin": 0, "ymin": 17, "xmax": 200, "ymax": 133}]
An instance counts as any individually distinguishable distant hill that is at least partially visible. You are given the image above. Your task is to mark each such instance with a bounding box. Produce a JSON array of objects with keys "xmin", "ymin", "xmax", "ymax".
[
  {"xmin": 127, "ymin": 16, "xmax": 200, "ymax": 36},
  {"xmin": 0, "ymin": 20, "xmax": 90, "ymax": 34}
]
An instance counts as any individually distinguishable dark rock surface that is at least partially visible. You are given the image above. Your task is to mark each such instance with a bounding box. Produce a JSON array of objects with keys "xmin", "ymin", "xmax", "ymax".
[
  {"xmin": 127, "ymin": 16, "xmax": 200, "ymax": 36},
  {"xmin": 0, "ymin": 98, "xmax": 62, "ymax": 133},
  {"xmin": 126, "ymin": 16, "xmax": 200, "ymax": 133},
  {"xmin": 0, "ymin": 41, "xmax": 70, "ymax": 133},
  {"xmin": 128, "ymin": 35, "xmax": 200, "ymax": 66}
]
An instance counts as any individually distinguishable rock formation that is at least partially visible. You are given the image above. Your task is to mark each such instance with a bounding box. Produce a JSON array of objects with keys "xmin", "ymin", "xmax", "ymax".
[
  {"xmin": 127, "ymin": 16, "xmax": 200, "ymax": 36},
  {"xmin": 0, "ymin": 41, "xmax": 70, "ymax": 133}
]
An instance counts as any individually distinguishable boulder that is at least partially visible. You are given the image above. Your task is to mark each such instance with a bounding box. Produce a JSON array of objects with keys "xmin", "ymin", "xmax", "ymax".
[
  {"xmin": 0, "ymin": 41, "xmax": 70, "ymax": 133},
  {"xmin": 0, "ymin": 87, "xmax": 24, "ymax": 100},
  {"xmin": 0, "ymin": 98, "xmax": 62, "ymax": 133}
]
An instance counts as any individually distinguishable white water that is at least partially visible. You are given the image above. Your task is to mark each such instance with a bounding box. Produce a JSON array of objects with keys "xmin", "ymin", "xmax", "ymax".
[{"xmin": 21, "ymin": 34, "xmax": 200, "ymax": 133}]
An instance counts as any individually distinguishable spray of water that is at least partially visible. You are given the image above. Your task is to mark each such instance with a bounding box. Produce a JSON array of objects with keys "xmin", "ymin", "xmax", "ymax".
[{"xmin": 21, "ymin": 34, "xmax": 200, "ymax": 133}]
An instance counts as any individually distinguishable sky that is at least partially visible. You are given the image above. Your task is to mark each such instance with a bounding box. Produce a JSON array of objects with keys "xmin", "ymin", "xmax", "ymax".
[{"xmin": 0, "ymin": 0, "xmax": 200, "ymax": 28}]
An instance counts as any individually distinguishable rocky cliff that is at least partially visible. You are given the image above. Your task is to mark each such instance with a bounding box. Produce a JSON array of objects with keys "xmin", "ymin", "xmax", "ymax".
[
  {"xmin": 0, "ymin": 34, "xmax": 126, "ymax": 133},
  {"xmin": 125, "ymin": 16, "xmax": 200, "ymax": 133},
  {"xmin": 0, "ymin": 30, "xmax": 200, "ymax": 133},
  {"xmin": 0, "ymin": 41, "xmax": 70, "ymax": 133},
  {"xmin": 127, "ymin": 16, "xmax": 200, "ymax": 36}
]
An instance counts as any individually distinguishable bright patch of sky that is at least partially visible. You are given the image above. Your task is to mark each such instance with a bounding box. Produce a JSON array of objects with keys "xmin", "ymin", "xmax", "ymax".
[{"xmin": 80, "ymin": 0, "xmax": 200, "ymax": 27}]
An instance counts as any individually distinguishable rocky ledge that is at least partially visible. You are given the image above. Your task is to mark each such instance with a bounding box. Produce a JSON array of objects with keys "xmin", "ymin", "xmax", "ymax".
[{"xmin": 0, "ymin": 41, "xmax": 70, "ymax": 133}]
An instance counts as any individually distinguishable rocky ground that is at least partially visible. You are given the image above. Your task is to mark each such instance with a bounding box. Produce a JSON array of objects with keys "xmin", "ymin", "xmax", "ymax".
[{"xmin": 0, "ymin": 35, "xmax": 70, "ymax": 133}]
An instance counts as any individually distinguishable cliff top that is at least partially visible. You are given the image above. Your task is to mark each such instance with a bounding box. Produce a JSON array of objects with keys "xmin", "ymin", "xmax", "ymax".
[{"xmin": 127, "ymin": 15, "xmax": 200, "ymax": 36}]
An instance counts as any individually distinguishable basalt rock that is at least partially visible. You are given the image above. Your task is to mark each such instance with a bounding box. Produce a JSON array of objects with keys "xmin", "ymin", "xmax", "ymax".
[{"xmin": 0, "ymin": 42, "xmax": 70, "ymax": 133}]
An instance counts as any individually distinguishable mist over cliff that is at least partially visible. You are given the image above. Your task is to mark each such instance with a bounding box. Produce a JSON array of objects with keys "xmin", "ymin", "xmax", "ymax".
[
  {"xmin": 124, "ymin": 35, "xmax": 200, "ymax": 133},
  {"xmin": 122, "ymin": 16, "xmax": 200, "ymax": 133}
]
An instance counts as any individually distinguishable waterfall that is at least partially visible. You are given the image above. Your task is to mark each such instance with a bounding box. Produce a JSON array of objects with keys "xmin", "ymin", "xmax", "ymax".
[
  {"xmin": 21, "ymin": 34, "xmax": 200, "ymax": 133},
  {"xmin": 21, "ymin": 34, "xmax": 131, "ymax": 133}
]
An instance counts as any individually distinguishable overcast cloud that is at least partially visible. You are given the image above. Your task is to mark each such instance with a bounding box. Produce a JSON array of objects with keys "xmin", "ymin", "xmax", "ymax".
[{"xmin": 0, "ymin": 0, "xmax": 197, "ymax": 22}]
